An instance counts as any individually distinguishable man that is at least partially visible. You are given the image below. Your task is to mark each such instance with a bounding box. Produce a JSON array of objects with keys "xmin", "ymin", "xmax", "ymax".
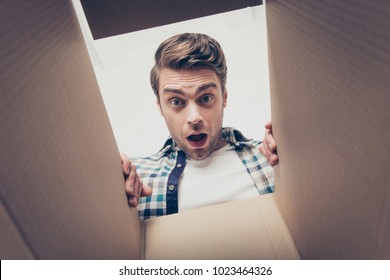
[{"xmin": 121, "ymin": 33, "xmax": 278, "ymax": 220}]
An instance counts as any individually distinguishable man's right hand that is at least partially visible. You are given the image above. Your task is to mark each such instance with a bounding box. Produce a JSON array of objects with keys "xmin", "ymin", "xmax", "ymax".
[{"xmin": 121, "ymin": 153, "xmax": 153, "ymax": 207}]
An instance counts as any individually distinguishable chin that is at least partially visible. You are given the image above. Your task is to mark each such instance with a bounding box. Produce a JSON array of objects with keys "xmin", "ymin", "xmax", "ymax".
[{"xmin": 186, "ymin": 149, "xmax": 210, "ymax": 160}]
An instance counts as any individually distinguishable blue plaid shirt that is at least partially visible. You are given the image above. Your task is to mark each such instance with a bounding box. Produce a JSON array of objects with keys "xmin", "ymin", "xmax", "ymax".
[{"xmin": 130, "ymin": 127, "xmax": 274, "ymax": 220}]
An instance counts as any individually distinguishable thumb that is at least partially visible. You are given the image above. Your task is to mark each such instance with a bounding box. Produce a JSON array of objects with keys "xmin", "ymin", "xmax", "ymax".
[
  {"xmin": 265, "ymin": 120, "xmax": 272, "ymax": 130},
  {"xmin": 141, "ymin": 185, "xmax": 153, "ymax": 197}
]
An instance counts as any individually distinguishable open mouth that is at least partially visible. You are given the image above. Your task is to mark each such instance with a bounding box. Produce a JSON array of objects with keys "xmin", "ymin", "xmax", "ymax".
[{"xmin": 187, "ymin": 133, "xmax": 208, "ymax": 148}]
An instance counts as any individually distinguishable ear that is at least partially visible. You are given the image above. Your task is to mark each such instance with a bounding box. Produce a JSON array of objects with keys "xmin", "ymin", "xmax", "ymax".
[
  {"xmin": 223, "ymin": 90, "xmax": 228, "ymax": 108},
  {"xmin": 156, "ymin": 98, "xmax": 164, "ymax": 117}
]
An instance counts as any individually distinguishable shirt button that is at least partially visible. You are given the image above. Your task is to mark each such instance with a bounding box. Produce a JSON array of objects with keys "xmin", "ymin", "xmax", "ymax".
[
  {"xmin": 168, "ymin": 184, "xmax": 175, "ymax": 191},
  {"xmin": 177, "ymin": 163, "xmax": 182, "ymax": 168}
]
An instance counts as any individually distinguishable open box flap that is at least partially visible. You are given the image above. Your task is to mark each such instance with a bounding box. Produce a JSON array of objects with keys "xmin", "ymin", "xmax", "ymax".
[
  {"xmin": 267, "ymin": 0, "xmax": 390, "ymax": 259},
  {"xmin": 144, "ymin": 194, "xmax": 300, "ymax": 260}
]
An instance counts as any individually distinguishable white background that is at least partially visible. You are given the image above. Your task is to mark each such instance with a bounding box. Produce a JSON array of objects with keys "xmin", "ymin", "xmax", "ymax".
[{"xmin": 72, "ymin": 1, "xmax": 271, "ymax": 157}]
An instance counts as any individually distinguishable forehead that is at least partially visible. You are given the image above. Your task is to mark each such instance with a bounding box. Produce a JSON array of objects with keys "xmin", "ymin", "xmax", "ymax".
[{"xmin": 159, "ymin": 68, "xmax": 221, "ymax": 92}]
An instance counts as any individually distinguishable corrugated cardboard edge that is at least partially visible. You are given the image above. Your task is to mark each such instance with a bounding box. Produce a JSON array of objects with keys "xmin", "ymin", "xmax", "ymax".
[
  {"xmin": 140, "ymin": 220, "xmax": 146, "ymax": 260},
  {"xmin": 377, "ymin": 175, "xmax": 390, "ymax": 259},
  {"xmin": 254, "ymin": 195, "xmax": 301, "ymax": 259},
  {"xmin": 144, "ymin": 194, "xmax": 300, "ymax": 260}
]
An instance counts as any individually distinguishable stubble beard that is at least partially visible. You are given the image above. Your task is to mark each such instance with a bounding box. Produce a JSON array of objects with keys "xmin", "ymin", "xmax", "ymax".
[
  {"xmin": 179, "ymin": 110, "xmax": 226, "ymax": 160},
  {"xmin": 183, "ymin": 128, "xmax": 223, "ymax": 160},
  {"xmin": 168, "ymin": 101, "xmax": 226, "ymax": 161}
]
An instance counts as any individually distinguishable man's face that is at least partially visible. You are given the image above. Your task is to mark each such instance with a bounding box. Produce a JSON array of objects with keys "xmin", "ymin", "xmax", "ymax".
[{"xmin": 157, "ymin": 68, "xmax": 227, "ymax": 160}]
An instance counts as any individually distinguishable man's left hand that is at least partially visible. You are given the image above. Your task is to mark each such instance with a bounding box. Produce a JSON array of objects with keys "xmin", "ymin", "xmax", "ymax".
[{"xmin": 259, "ymin": 120, "xmax": 279, "ymax": 167}]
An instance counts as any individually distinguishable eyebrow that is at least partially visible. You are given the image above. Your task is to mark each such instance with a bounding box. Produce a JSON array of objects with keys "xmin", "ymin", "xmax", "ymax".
[{"xmin": 162, "ymin": 82, "xmax": 218, "ymax": 95}]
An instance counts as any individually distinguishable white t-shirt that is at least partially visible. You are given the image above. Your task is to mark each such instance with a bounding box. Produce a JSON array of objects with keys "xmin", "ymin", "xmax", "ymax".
[{"xmin": 178, "ymin": 144, "xmax": 259, "ymax": 212}]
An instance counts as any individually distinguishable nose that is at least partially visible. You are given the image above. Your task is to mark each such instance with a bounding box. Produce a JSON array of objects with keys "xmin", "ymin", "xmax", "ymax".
[{"xmin": 186, "ymin": 103, "xmax": 203, "ymax": 125}]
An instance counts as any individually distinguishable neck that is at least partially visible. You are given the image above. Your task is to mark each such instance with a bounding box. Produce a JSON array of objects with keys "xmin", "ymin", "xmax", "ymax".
[{"xmin": 214, "ymin": 138, "xmax": 227, "ymax": 152}]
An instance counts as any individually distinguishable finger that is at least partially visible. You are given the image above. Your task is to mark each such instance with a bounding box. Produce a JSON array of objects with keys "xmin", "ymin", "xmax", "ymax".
[
  {"xmin": 259, "ymin": 142, "xmax": 270, "ymax": 161},
  {"xmin": 141, "ymin": 185, "xmax": 153, "ymax": 197},
  {"xmin": 125, "ymin": 162, "xmax": 136, "ymax": 196},
  {"xmin": 264, "ymin": 131, "xmax": 277, "ymax": 153},
  {"xmin": 124, "ymin": 174, "xmax": 132, "ymax": 196},
  {"xmin": 120, "ymin": 153, "xmax": 131, "ymax": 176},
  {"xmin": 129, "ymin": 179, "xmax": 153, "ymax": 207},
  {"xmin": 137, "ymin": 175, "xmax": 152, "ymax": 198},
  {"xmin": 259, "ymin": 142, "xmax": 266, "ymax": 156},
  {"xmin": 270, "ymin": 154, "xmax": 279, "ymax": 167},
  {"xmin": 128, "ymin": 175, "xmax": 140, "ymax": 207},
  {"xmin": 136, "ymin": 174, "xmax": 143, "ymax": 199},
  {"xmin": 134, "ymin": 174, "xmax": 153, "ymax": 197},
  {"xmin": 128, "ymin": 196, "xmax": 138, "ymax": 208},
  {"xmin": 265, "ymin": 120, "xmax": 272, "ymax": 130}
]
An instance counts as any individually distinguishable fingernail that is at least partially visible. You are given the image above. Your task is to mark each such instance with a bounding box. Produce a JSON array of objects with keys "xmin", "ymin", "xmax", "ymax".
[
  {"xmin": 129, "ymin": 184, "xmax": 134, "ymax": 193},
  {"xmin": 130, "ymin": 196, "xmax": 138, "ymax": 208},
  {"xmin": 268, "ymin": 143, "xmax": 273, "ymax": 150}
]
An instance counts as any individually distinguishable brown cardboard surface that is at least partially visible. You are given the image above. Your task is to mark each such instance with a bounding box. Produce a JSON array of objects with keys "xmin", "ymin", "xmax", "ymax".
[
  {"xmin": 1, "ymin": 0, "xmax": 295, "ymax": 260},
  {"xmin": 2, "ymin": 0, "xmax": 388, "ymax": 260},
  {"xmin": 144, "ymin": 194, "xmax": 300, "ymax": 259},
  {"xmin": 267, "ymin": 0, "xmax": 390, "ymax": 259},
  {"xmin": 0, "ymin": 1, "xmax": 142, "ymax": 259}
]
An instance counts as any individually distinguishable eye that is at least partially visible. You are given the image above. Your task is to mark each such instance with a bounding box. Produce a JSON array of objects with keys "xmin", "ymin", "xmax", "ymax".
[
  {"xmin": 169, "ymin": 98, "xmax": 185, "ymax": 107},
  {"xmin": 199, "ymin": 94, "xmax": 214, "ymax": 104}
]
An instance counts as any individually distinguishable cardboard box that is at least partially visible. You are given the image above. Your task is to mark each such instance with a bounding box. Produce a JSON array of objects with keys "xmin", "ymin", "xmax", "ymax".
[
  {"xmin": 267, "ymin": 0, "xmax": 390, "ymax": 259},
  {"xmin": 0, "ymin": 0, "xmax": 389, "ymax": 259}
]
